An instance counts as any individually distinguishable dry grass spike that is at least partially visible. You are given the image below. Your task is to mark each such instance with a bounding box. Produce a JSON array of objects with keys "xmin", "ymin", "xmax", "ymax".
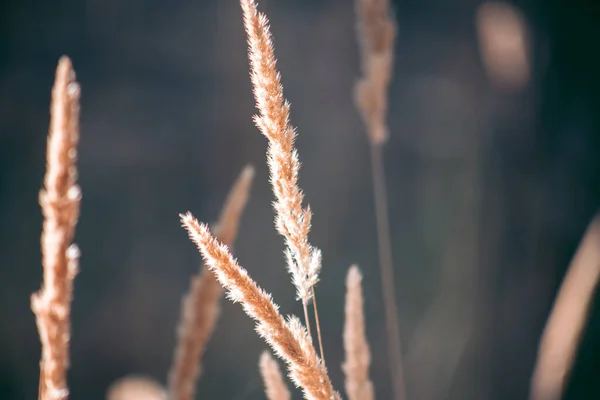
[
  {"xmin": 239, "ymin": 0, "xmax": 326, "ymax": 360},
  {"xmin": 354, "ymin": 0, "xmax": 397, "ymax": 145},
  {"xmin": 343, "ymin": 265, "xmax": 375, "ymax": 400},
  {"xmin": 168, "ymin": 165, "xmax": 255, "ymax": 400},
  {"xmin": 259, "ymin": 351, "xmax": 291, "ymax": 400},
  {"xmin": 180, "ymin": 213, "xmax": 340, "ymax": 400},
  {"xmin": 31, "ymin": 55, "xmax": 82, "ymax": 400}
]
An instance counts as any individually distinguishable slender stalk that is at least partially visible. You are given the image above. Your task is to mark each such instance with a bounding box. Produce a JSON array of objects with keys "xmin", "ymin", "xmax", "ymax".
[
  {"xmin": 370, "ymin": 142, "xmax": 405, "ymax": 400},
  {"xmin": 303, "ymin": 301, "xmax": 313, "ymax": 341},
  {"xmin": 352, "ymin": 0, "xmax": 403, "ymax": 395},
  {"xmin": 312, "ymin": 287, "xmax": 325, "ymax": 363},
  {"xmin": 530, "ymin": 214, "xmax": 600, "ymax": 400}
]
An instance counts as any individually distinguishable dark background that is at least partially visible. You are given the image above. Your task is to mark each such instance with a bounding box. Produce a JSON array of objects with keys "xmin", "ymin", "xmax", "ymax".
[{"xmin": 1, "ymin": 0, "xmax": 599, "ymax": 399}]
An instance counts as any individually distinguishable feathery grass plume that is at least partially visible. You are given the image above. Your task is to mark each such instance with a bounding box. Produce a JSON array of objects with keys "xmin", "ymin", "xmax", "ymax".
[
  {"xmin": 180, "ymin": 213, "xmax": 340, "ymax": 400},
  {"xmin": 168, "ymin": 165, "xmax": 255, "ymax": 400},
  {"xmin": 31, "ymin": 56, "xmax": 82, "ymax": 400},
  {"xmin": 353, "ymin": 0, "xmax": 404, "ymax": 398},
  {"xmin": 530, "ymin": 214, "xmax": 600, "ymax": 400},
  {"xmin": 239, "ymin": 0, "xmax": 323, "ymax": 348},
  {"xmin": 260, "ymin": 351, "xmax": 291, "ymax": 400},
  {"xmin": 343, "ymin": 266, "xmax": 374, "ymax": 400}
]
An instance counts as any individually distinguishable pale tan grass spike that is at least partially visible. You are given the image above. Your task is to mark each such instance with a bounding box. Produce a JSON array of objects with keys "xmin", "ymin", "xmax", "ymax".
[
  {"xmin": 180, "ymin": 213, "xmax": 340, "ymax": 400},
  {"xmin": 343, "ymin": 265, "xmax": 375, "ymax": 400},
  {"xmin": 239, "ymin": 0, "xmax": 326, "ymax": 362},
  {"xmin": 260, "ymin": 351, "xmax": 291, "ymax": 400},
  {"xmin": 354, "ymin": 0, "xmax": 396, "ymax": 145},
  {"xmin": 240, "ymin": 0, "xmax": 319, "ymax": 303},
  {"xmin": 31, "ymin": 55, "xmax": 82, "ymax": 400},
  {"xmin": 168, "ymin": 165, "xmax": 255, "ymax": 400},
  {"xmin": 530, "ymin": 214, "xmax": 600, "ymax": 400}
]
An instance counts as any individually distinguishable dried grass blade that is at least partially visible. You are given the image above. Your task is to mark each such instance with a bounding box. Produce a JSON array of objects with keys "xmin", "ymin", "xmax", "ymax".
[
  {"xmin": 168, "ymin": 165, "xmax": 255, "ymax": 400},
  {"xmin": 180, "ymin": 213, "xmax": 340, "ymax": 400}
]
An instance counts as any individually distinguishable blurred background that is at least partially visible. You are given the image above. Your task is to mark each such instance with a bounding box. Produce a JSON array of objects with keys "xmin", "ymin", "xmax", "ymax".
[{"xmin": 1, "ymin": 0, "xmax": 599, "ymax": 399}]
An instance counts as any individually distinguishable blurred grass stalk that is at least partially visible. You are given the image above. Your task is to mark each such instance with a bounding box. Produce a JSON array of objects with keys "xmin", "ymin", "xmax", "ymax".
[
  {"xmin": 530, "ymin": 214, "xmax": 600, "ymax": 400},
  {"xmin": 353, "ymin": 0, "xmax": 405, "ymax": 397}
]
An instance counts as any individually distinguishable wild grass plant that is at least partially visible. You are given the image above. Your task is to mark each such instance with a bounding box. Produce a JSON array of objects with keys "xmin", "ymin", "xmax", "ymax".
[{"xmin": 31, "ymin": 0, "xmax": 600, "ymax": 399}]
